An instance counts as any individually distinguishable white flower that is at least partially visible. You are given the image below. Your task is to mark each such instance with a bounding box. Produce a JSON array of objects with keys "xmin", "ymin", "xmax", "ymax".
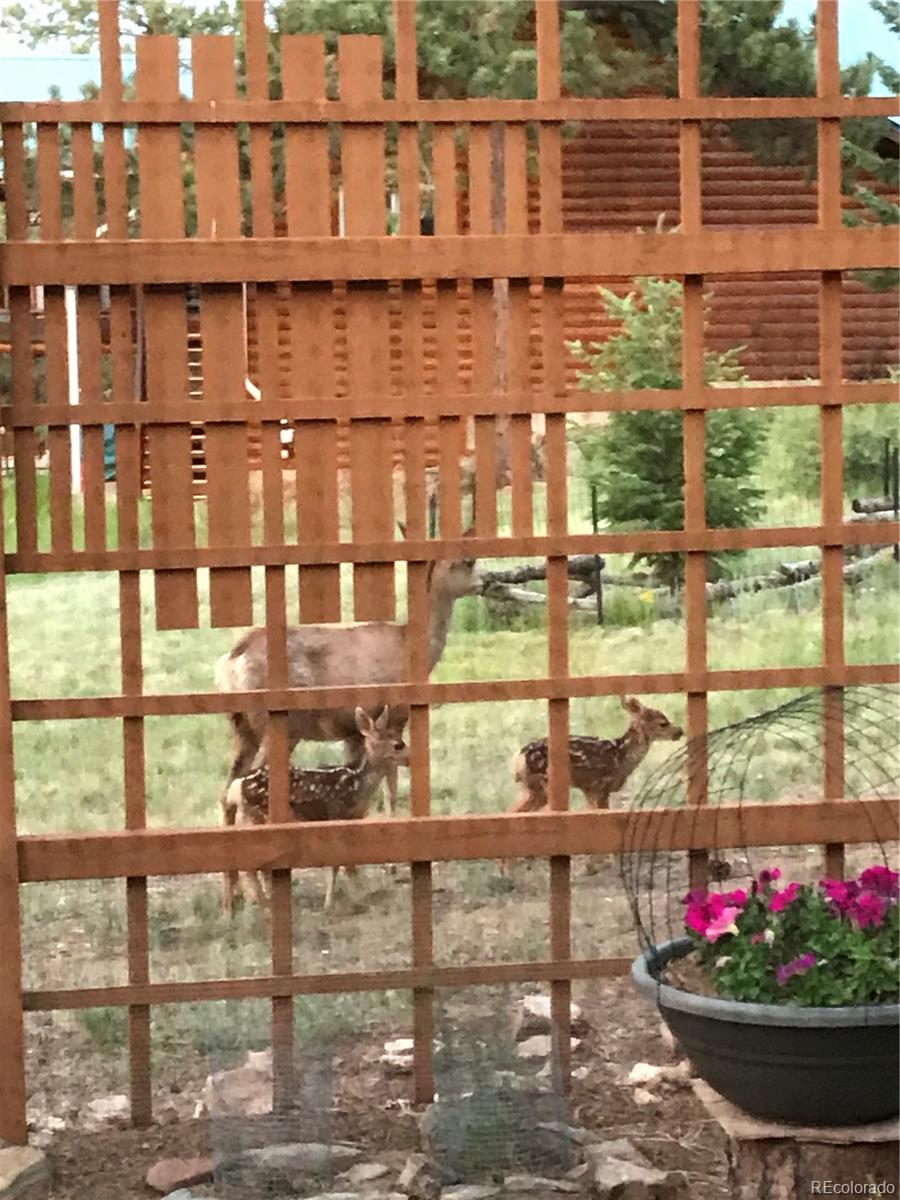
[{"xmin": 715, "ymin": 955, "xmax": 733, "ymax": 968}]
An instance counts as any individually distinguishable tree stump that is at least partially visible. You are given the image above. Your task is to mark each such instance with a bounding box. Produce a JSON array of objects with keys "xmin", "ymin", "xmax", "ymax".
[
  {"xmin": 728, "ymin": 1137, "xmax": 899, "ymax": 1200},
  {"xmin": 692, "ymin": 1079, "xmax": 899, "ymax": 1200}
]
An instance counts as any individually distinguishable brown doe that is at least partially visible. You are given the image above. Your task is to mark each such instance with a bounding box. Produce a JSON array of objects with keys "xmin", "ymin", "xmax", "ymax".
[
  {"xmin": 223, "ymin": 707, "xmax": 409, "ymax": 913},
  {"xmin": 215, "ymin": 538, "xmax": 479, "ymax": 905},
  {"xmin": 510, "ymin": 695, "xmax": 683, "ymax": 813}
]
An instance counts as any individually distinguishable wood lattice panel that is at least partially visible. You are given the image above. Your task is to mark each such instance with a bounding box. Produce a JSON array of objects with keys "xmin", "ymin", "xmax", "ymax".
[{"xmin": 0, "ymin": 0, "xmax": 898, "ymax": 1144}]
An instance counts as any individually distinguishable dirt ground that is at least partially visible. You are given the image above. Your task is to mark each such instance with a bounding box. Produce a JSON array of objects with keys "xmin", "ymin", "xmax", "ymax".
[{"xmin": 39, "ymin": 974, "xmax": 730, "ymax": 1200}]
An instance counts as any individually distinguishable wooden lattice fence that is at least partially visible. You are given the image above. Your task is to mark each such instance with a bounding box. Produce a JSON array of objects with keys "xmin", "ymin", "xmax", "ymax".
[{"xmin": 0, "ymin": 0, "xmax": 898, "ymax": 1145}]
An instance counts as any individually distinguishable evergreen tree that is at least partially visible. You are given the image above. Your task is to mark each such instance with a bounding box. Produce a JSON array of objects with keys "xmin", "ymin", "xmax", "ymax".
[{"xmin": 568, "ymin": 279, "xmax": 766, "ymax": 588}]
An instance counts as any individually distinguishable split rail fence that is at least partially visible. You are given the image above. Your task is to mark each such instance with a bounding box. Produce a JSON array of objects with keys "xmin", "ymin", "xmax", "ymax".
[{"xmin": 0, "ymin": 0, "xmax": 898, "ymax": 1145}]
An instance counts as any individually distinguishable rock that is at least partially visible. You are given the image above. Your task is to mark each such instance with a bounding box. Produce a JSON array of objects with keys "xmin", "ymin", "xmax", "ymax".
[
  {"xmin": 503, "ymin": 1174, "xmax": 581, "ymax": 1193},
  {"xmin": 626, "ymin": 1062, "xmax": 690, "ymax": 1090},
  {"xmin": 536, "ymin": 1121, "xmax": 591, "ymax": 1145},
  {"xmin": 515, "ymin": 994, "xmax": 589, "ymax": 1041},
  {"xmin": 586, "ymin": 1140, "xmax": 684, "ymax": 1199},
  {"xmin": 516, "ymin": 1035, "xmax": 581, "ymax": 1061},
  {"xmin": 238, "ymin": 1142, "xmax": 361, "ymax": 1179},
  {"xmin": 626, "ymin": 1062, "xmax": 664, "ymax": 1086},
  {"xmin": 82, "ymin": 1093, "xmax": 130, "ymax": 1130},
  {"xmin": 632, "ymin": 1088, "xmax": 657, "ymax": 1106},
  {"xmin": 0, "ymin": 1147, "xmax": 50, "ymax": 1199},
  {"xmin": 162, "ymin": 1192, "xmax": 223, "ymax": 1200},
  {"xmin": 146, "ymin": 1155, "xmax": 215, "ymax": 1194},
  {"xmin": 397, "ymin": 1153, "xmax": 441, "ymax": 1199},
  {"xmin": 201, "ymin": 1062, "xmax": 272, "ymax": 1118},
  {"xmin": 440, "ymin": 1186, "xmax": 502, "ymax": 1199},
  {"xmin": 340, "ymin": 1161, "xmax": 392, "ymax": 1185}
]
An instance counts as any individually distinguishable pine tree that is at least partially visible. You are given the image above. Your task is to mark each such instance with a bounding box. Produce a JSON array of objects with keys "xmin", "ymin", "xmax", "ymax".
[{"xmin": 568, "ymin": 279, "xmax": 766, "ymax": 588}]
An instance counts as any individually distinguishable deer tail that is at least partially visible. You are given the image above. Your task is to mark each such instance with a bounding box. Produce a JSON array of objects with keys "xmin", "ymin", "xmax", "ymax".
[{"xmin": 214, "ymin": 651, "xmax": 236, "ymax": 693}]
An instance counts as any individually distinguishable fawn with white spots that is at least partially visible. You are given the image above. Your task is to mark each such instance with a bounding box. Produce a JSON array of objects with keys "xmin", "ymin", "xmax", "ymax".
[
  {"xmin": 223, "ymin": 707, "xmax": 409, "ymax": 914},
  {"xmin": 510, "ymin": 696, "xmax": 683, "ymax": 814}
]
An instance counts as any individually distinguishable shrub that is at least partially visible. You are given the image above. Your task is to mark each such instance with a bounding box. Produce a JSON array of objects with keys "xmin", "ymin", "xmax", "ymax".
[
  {"xmin": 765, "ymin": 402, "xmax": 900, "ymax": 502},
  {"xmin": 568, "ymin": 279, "xmax": 766, "ymax": 587}
]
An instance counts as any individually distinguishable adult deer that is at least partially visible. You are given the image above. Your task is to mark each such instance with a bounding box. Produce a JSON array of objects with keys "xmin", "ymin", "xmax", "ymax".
[{"xmin": 215, "ymin": 536, "xmax": 479, "ymax": 906}]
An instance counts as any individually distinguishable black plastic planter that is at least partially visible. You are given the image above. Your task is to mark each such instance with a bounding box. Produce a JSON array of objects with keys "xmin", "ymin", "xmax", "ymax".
[{"xmin": 633, "ymin": 938, "xmax": 900, "ymax": 1126}]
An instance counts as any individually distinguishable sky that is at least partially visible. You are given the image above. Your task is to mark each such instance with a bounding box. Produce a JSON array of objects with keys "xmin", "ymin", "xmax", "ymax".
[{"xmin": 0, "ymin": 0, "xmax": 896, "ymax": 101}]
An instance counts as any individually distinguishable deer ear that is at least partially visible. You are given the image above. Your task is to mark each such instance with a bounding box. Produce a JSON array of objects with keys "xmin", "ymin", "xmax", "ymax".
[
  {"xmin": 375, "ymin": 705, "xmax": 389, "ymax": 731},
  {"xmin": 621, "ymin": 695, "xmax": 640, "ymax": 712},
  {"xmin": 462, "ymin": 525, "xmax": 475, "ymax": 538},
  {"xmin": 354, "ymin": 707, "xmax": 370, "ymax": 734},
  {"xmin": 396, "ymin": 521, "xmax": 407, "ymax": 538}
]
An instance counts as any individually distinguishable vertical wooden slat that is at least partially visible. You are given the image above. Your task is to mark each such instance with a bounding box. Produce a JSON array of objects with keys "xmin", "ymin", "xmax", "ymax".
[
  {"xmin": 816, "ymin": 0, "xmax": 845, "ymax": 880},
  {"xmin": 505, "ymin": 122, "xmax": 533, "ymax": 536},
  {"xmin": 678, "ymin": 0, "xmax": 708, "ymax": 889},
  {"xmin": 72, "ymin": 123, "xmax": 107, "ymax": 552},
  {"xmin": 340, "ymin": 35, "xmax": 395, "ymax": 619},
  {"xmin": 820, "ymin": 272, "xmax": 845, "ymax": 879},
  {"xmin": 2, "ymin": 123, "xmax": 38, "ymax": 555},
  {"xmin": 393, "ymin": 0, "xmax": 434, "ymax": 1106},
  {"xmin": 0, "ymin": 120, "xmax": 29, "ymax": 1131},
  {"xmin": 37, "ymin": 125, "xmax": 75, "ymax": 551},
  {"xmin": 434, "ymin": 124, "xmax": 462, "ymax": 538},
  {"xmin": 100, "ymin": 0, "xmax": 151, "ymax": 1128},
  {"xmin": 137, "ymin": 35, "xmax": 199, "ymax": 629},
  {"xmin": 193, "ymin": 35, "xmax": 254, "ymax": 627},
  {"xmin": 282, "ymin": 35, "xmax": 341, "ymax": 622},
  {"xmin": 242, "ymin": 6, "xmax": 295, "ymax": 1096},
  {"xmin": 0, "ymin": 462, "xmax": 27, "ymax": 1144},
  {"xmin": 468, "ymin": 125, "xmax": 498, "ymax": 535},
  {"xmin": 536, "ymin": 0, "xmax": 572, "ymax": 1089}
]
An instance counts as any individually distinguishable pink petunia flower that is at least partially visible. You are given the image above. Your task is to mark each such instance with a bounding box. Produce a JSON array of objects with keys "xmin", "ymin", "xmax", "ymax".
[
  {"xmin": 756, "ymin": 868, "xmax": 782, "ymax": 888},
  {"xmin": 776, "ymin": 952, "xmax": 818, "ymax": 986},
  {"xmin": 704, "ymin": 906, "xmax": 742, "ymax": 942},
  {"xmin": 850, "ymin": 891, "xmax": 887, "ymax": 929},
  {"xmin": 769, "ymin": 882, "xmax": 802, "ymax": 913},
  {"xmin": 821, "ymin": 879, "xmax": 860, "ymax": 913},
  {"xmin": 858, "ymin": 865, "xmax": 900, "ymax": 899},
  {"xmin": 722, "ymin": 889, "xmax": 748, "ymax": 907}
]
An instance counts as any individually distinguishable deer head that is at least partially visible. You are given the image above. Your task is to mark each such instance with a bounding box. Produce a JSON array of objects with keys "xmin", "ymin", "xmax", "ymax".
[
  {"xmin": 621, "ymin": 695, "xmax": 683, "ymax": 742},
  {"xmin": 354, "ymin": 706, "xmax": 410, "ymax": 767}
]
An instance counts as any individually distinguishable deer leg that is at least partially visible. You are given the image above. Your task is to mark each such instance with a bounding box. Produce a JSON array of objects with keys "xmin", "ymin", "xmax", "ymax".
[
  {"xmin": 500, "ymin": 781, "xmax": 548, "ymax": 878},
  {"xmin": 581, "ymin": 789, "xmax": 610, "ymax": 876},
  {"xmin": 220, "ymin": 716, "xmax": 262, "ymax": 917},
  {"xmin": 323, "ymin": 866, "xmax": 340, "ymax": 911}
]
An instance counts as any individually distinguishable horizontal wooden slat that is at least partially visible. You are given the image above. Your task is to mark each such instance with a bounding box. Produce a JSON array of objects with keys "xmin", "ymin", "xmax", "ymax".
[
  {"xmin": 2, "ymin": 381, "xmax": 896, "ymax": 431},
  {"xmin": 1, "ymin": 94, "xmax": 897, "ymax": 125},
  {"xmin": 6, "ymin": 521, "xmax": 899, "ymax": 576},
  {"xmin": 23, "ymin": 957, "xmax": 633, "ymax": 1011},
  {"xmin": 18, "ymin": 799, "xmax": 897, "ymax": 882},
  {"xmin": 2, "ymin": 228, "xmax": 895, "ymax": 286},
  {"xmin": 9, "ymin": 663, "xmax": 899, "ymax": 724}
]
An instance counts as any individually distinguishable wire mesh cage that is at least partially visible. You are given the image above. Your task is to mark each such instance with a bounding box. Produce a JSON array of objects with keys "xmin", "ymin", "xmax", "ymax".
[
  {"xmin": 427, "ymin": 989, "xmax": 575, "ymax": 1184},
  {"xmin": 620, "ymin": 685, "xmax": 900, "ymax": 959},
  {"xmin": 207, "ymin": 1040, "xmax": 337, "ymax": 1199}
]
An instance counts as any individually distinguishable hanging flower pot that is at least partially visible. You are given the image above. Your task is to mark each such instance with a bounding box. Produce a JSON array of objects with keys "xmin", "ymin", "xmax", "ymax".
[{"xmin": 632, "ymin": 866, "xmax": 900, "ymax": 1126}]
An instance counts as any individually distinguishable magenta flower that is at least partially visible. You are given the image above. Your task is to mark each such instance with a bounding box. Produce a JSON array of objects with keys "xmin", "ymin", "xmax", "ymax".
[
  {"xmin": 776, "ymin": 952, "xmax": 818, "ymax": 985},
  {"xmin": 858, "ymin": 865, "xmax": 900, "ymax": 899},
  {"xmin": 821, "ymin": 879, "xmax": 860, "ymax": 913},
  {"xmin": 769, "ymin": 882, "xmax": 802, "ymax": 913},
  {"xmin": 722, "ymin": 889, "xmax": 748, "ymax": 907},
  {"xmin": 850, "ymin": 891, "xmax": 887, "ymax": 929},
  {"xmin": 757, "ymin": 867, "xmax": 782, "ymax": 888},
  {"xmin": 704, "ymin": 906, "xmax": 742, "ymax": 942}
]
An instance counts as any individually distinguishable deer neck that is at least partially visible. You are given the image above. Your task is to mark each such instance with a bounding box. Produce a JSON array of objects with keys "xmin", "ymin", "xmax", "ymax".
[
  {"xmin": 616, "ymin": 724, "xmax": 652, "ymax": 773},
  {"xmin": 425, "ymin": 586, "xmax": 458, "ymax": 673}
]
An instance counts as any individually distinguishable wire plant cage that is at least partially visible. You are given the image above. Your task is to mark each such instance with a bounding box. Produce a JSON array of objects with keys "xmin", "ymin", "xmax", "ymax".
[
  {"xmin": 428, "ymin": 991, "xmax": 575, "ymax": 1184},
  {"xmin": 620, "ymin": 686, "xmax": 900, "ymax": 958}
]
